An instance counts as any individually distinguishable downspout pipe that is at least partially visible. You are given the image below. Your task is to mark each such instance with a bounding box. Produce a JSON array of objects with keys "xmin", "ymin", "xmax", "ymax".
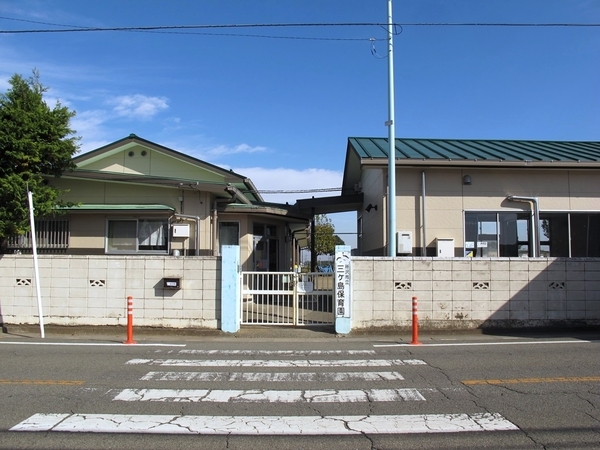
[
  {"xmin": 422, "ymin": 171, "xmax": 427, "ymax": 257},
  {"xmin": 506, "ymin": 196, "xmax": 539, "ymax": 257},
  {"xmin": 172, "ymin": 213, "xmax": 200, "ymax": 256},
  {"xmin": 212, "ymin": 201, "xmax": 218, "ymax": 256}
]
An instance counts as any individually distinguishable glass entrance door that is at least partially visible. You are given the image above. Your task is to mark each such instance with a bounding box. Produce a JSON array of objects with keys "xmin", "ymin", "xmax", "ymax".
[{"xmin": 253, "ymin": 223, "xmax": 279, "ymax": 271}]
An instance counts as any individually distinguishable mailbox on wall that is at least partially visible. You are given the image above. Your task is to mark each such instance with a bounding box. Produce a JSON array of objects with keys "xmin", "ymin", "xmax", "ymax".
[{"xmin": 163, "ymin": 277, "xmax": 181, "ymax": 289}]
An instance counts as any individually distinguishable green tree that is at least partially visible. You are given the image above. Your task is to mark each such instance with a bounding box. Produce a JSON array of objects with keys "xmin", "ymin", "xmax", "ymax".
[
  {"xmin": 310, "ymin": 214, "xmax": 345, "ymax": 255},
  {"xmin": 0, "ymin": 70, "xmax": 79, "ymax": 240}
]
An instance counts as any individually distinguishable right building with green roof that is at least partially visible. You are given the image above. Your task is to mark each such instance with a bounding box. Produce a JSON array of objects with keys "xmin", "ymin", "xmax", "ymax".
[{"xmin": 340, "ymin": 138, "xmax": 600, "ymax": 258}]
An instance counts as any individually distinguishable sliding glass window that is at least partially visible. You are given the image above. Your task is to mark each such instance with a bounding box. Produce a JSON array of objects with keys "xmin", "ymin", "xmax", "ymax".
[
  {"xmin": 106, "ymin": 218, "xmax": 168, "ymax": 254},
  {"xmin": 465, "ymin": 212, "xmax": 530, "ymax": 257},
  {"xmin": 467, "ymin": 211, "xmax": 600, "ymax": 258}
]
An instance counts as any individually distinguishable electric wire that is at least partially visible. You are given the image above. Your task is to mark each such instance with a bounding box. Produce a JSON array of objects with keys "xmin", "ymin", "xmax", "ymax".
[
  {"xmin": 253, "ymin": 188, "xmax": 342, "ymax": 194},
  {"xmin": 0, "ymin": 16, "xmax": 598, "ymax": 41}
]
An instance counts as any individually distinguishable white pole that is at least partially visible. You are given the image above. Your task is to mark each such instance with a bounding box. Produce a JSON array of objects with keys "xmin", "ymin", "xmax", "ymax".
[
  {"xmin": 387, "ymin": 0, "xmax": 397, "ymax": 256},
  {"xmin": 27, "ymin": 190, "xmax": 45, "ymax": 338}
]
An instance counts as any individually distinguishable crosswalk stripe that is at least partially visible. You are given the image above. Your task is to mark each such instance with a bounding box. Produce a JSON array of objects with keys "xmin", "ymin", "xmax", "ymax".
[
  {"xmin": 140, "ymin": 371, "xmax": 405, "ymax": 382},
  {"xmin": 126, "ymin": 358, "xmax": 425, "ymax": 367},
  {"xmin": 179, "ymin": 349, "xmax": 377, "ymax": 355},
  {"xmin": 11, "ymin": 413, "xmax": 519, "ymax": 434},
  {"xmin": 113, "ymin": 388, "xmax": 426, "ymax": 402}
]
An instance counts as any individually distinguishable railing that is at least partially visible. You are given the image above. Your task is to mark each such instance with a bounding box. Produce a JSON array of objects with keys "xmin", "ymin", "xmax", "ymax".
[
  {"xmin": 297, "ymin": 272, "xmax": 334, "ymax": 325},
  {"xmin": 241, "ymin": 272, "xmax": 295, "ymax": 325},
  {"xmin": 241, "ymin": 271, "xmax": 334, "ymax": 326},
  {"xmin": 6, "ymin": 220, "xmax": 69, "ymax": 251}
]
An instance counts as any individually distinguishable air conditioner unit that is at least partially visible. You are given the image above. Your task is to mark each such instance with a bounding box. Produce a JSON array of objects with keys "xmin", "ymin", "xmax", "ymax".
[{"xmin": 396, "ymin": 231, "xmax": 413, "ymax": 255}]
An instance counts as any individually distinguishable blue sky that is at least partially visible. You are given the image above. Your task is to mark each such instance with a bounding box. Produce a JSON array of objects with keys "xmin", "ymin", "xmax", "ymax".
[{"xmin": 1, "ymin": 0, "xmax": 598, "ymax": 248}]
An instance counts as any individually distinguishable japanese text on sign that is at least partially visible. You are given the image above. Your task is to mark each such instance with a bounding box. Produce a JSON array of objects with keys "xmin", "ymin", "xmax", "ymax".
[{"xmin": 334, "ymin": 250, "xmax": 351, "ymax": 318}]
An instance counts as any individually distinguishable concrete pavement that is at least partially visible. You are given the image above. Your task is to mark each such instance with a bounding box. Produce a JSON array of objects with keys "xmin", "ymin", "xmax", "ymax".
[{"xmin": 1, "ymin": 323, "xmax": 598, "ymax": 345}]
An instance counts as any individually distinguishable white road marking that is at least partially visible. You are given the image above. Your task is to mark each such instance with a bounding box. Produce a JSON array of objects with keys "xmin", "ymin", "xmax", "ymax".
[
  {"xmin": 0, "ymin": 341, "xmax": 186, "ymax": 347},
  {"xmin": 140, "ymin": 371, "xmax": 405, "ymax": 382},
  {"xmin": 113, "ymin": 388, "xmax": 426, "ymax": 402},
  {"xmin": 10, "ymin": 413, "xmax": 70, "ymax": 431},
  {"xmin": 126, "ymin": 358, "xmax": 425, "ymax": 367},
  {"xmin": 374, "ymin": 340, "xmax": 592, "ymax": 348},
  {"xmin": 179, "ymin": 349, "xmax": 376, "ymax": 355},
  {"xmin": 11, "ymin": 413, "xmax": 519, "ymax": 434}
]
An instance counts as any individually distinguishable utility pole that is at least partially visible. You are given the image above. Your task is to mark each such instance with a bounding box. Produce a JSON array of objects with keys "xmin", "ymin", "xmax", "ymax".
[{"xmin": 386, "ymin": 0, "xmax": 397, "ymax": 256}]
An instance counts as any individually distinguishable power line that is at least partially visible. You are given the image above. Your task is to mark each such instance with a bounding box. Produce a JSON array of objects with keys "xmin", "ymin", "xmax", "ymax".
[
  {"xmin": 0, "ymin": 18, "xmax": 598, "ymax": 39},
  {"xmin": 0, "ymin": 20, "xmax": 395, "ymax": 33},
  {"xmin": 254, "ymin": 188, "xmax": 342, "ymax": 194}
]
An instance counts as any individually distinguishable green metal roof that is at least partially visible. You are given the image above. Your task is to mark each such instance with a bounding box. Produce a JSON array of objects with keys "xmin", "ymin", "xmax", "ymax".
[
  {"xmin": 60, "ymin": 204, "xmax": 175, "ymax": 212},
  {"xmin": 349, "ymin": 138, "xmax": 600, "ymax": 163}
]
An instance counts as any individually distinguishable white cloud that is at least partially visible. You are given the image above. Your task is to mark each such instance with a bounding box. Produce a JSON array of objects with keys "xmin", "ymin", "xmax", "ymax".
[
  {"xmin": 235, "ymin": 166, "xmax": 356, "ymax": 247},
  {"xmin": 233, "ymin": 167, "xmax": 342, "ymax": 205},
  {"xmin": 109, "ymin": 94, "xmax": 169, "ymax": 119},
  {"xmin": 208, "ymin": 143, "xmax": 267, "ymax": 156},
  {"xmin": 0, "ymin": 75, "xmax": 11, "ymax": 91}
]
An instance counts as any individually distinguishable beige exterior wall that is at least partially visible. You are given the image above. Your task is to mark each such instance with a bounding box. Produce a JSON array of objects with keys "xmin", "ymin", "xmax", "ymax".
[
  {"xmin": 360, "ymin": 168, "xmax": 386, "ymax": 255},
  {"xmin": 51, "ymin": 176, "xmax": 216, "ymax": 255},
  {"xmin": 363, "ymin": 167, "xmax": 600, "ymax": 256},
  {"xmin": 78, "ymin": 144, "xmax": 225, "ymax": 182},
  {"xmin": 69, "ymin": 216, "xmax": 106, "ymax": 253},
  {"xmin": 56, "ymin": 177, "xmax": 181, "ymax": 205}
]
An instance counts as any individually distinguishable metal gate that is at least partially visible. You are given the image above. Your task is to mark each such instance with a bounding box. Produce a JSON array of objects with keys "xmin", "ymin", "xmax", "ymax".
[{"xmin": 241, "ymin": 271, "xmax": 334, "ymax": 326}]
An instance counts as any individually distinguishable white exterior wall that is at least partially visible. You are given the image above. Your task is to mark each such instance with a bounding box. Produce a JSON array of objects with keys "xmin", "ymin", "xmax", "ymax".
[{"xmin": 351, "ymin": 257, "xmax": 600, "ymax": 329}]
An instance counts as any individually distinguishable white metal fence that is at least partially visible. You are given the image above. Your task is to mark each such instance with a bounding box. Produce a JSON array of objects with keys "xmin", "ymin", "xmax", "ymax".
[
  {"xmin": 5, "ymin": 219, "xmax": 69, "ymax": 252},
  {"xmin": 241, "ymin": 272, "xmax": 334, "ymax": 326}
]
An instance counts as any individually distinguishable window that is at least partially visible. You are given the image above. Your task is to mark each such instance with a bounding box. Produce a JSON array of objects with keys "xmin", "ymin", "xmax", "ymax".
[
  {"xmin": 106, "ymin": 219, "xmax": 168, "ymax": 254},
  {"xmin": 218, "ymin": 221, "xmax": 240, "ymax": 255},
  {"xmin": 539, "ymin": 213, "xmax": 569, "ymax": 257},
  {"xmin": 465, "ymin": 212, "xmax": 530, "ymax": 257},
  {"xmin": 538, "ymin": 213, "xmax": 600, "ymax": 257},
  {"xmin": 253, "ymin": 223, "xmax": 279, "ymax": 271},
  {"xmin": 466, "ymin": 211, "xmax": 600, "ymax": 258}
]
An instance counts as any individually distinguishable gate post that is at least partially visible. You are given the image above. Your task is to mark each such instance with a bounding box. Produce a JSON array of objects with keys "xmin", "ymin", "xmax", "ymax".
[
  {"xmin": 334, "ymin": 245, "xmax": 352, "ymax": 334},
  {"xmin": 221, "ymin": 245, "xmax": 241, "ymax": 333}
]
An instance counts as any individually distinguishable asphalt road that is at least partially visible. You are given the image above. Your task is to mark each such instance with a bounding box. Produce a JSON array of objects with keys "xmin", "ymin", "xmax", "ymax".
[{"xmin": 0, "ymin": 327, "xmax": 599, "ymax": 449}]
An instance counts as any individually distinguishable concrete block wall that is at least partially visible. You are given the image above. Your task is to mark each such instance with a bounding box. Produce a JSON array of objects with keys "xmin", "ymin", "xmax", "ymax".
[
  {"xmin": 0, "ymin": 255, "xmax": 221, "ymax": 328},
  {"xmin": 351, "ymin": 257, "xmax": 600, "ymax": 330},
  {"xmin": 2, "ymin": 254, "xmax": 599, "ymax": 331}
]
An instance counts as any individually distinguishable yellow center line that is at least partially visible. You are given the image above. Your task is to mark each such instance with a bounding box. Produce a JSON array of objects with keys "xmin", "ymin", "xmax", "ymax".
[
  {"xmin": 463, "ymin": 376, "xmax": 600, "ymax": 385},
  {"xmin": 0, "ymin": 379, "xmax": 85, "ymax": 386}
]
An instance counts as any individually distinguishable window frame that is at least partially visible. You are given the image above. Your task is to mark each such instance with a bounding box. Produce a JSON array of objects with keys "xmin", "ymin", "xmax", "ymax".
[
  {"xmin": 218, "ymin": 220, "xmax": 240, "ymax": 256},
  {"xmin": 105, "ymin": 217, "xmax": 169, "ymax": 255},
  {"xmin": 465, "ymin": 210, "xmax": 600, "ymax": 258},
  {"xmin": 464, "ymin": 211, "xmax": 532, "ymax": 258}
]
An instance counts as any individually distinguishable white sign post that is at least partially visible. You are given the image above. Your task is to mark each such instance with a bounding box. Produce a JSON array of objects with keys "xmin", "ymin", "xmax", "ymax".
[
  {"xmin": 27, "ymin": 190, "xmax": 45, "ymax": 338},
  {"xmin": 334, "ymin": 245, "xmax": 352, "ymax": 334}
]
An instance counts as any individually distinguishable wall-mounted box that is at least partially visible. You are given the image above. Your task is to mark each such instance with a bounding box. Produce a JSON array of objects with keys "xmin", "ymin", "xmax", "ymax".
[
  {"xmin": 172, "ymin": 224, "xmax": 189, "ymax": 238},
  {"xmin": 163, "ymin": 277, "xmax": 181, "ymax": 289},
  {"xmin": 436, "ymin": 238, "xmax": 455, "ymax": 257},
  {"xmin": 396, "ymin": 231, "xmax": 413, "ymax": 255}
]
